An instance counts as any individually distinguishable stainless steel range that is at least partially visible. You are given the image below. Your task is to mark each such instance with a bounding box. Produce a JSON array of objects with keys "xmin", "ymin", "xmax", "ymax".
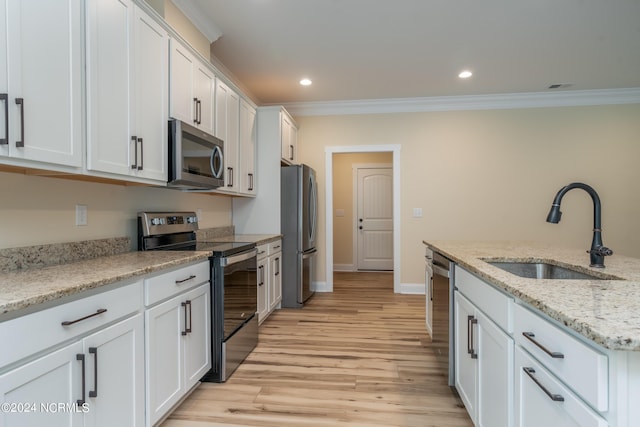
[{"xmin": 138, "ymin": 212, "xmax": 258, "ymax": 382}]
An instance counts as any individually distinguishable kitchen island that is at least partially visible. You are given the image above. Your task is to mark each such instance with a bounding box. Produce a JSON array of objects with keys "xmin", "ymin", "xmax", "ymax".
[{"xmin": 424, "ymin": 240, "xmax": 640, "ymax": 427}]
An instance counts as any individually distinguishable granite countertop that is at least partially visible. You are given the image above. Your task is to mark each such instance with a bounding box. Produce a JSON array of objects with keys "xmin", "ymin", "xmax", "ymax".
[
  {"xmin": 423, "ymin": 240, "xmax": 640, "ymax": 351},
  {"xmin": 0, "ymin": 251, "xmax": 211, "ymax": 318},
  {"xmin": 208, "ymin": 234, "xmax": 282, "ymax": 246},
  {"xmin": 0, "ymin": 232, "xmax": 282, "ymax": 320}
]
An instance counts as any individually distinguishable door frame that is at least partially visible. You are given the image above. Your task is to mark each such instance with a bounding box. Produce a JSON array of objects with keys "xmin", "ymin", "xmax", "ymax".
[
  {"xmin": 325, "ymin": 145, "xmax": 401, "ymax": 293},
  {"xmin": 352, "ymin": 163, "xmax": 393, "ymax": 271}
]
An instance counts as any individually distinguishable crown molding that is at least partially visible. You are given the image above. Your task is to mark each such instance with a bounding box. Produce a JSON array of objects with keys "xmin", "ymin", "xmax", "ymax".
[
  {"xmin": 281, "ymin": 88, "xmax": 640, "ymax": 117},
  {"xmin": 170, "ymin": 0, "xmax": 222, "ymax": 43}
]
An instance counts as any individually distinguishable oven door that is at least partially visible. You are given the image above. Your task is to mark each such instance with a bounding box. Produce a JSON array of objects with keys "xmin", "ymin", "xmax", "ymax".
[{"xmin": 220, "ymin": 250, "xmax": 257, "ymax": 339}]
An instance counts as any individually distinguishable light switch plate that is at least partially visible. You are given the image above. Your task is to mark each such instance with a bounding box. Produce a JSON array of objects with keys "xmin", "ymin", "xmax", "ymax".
[
  {"xmin": 413, "ymin": 207, "xmax": 423, "ymax": 218},
  {"xmin": 335, "ymin": 209, "xmax": 345, "ymax": 217}
]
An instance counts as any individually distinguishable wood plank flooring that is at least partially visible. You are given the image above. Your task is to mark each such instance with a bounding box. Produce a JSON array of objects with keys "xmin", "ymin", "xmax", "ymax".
[{"xmin": 161, "ymin": 272, "xmax": 473, "ymax": 427}]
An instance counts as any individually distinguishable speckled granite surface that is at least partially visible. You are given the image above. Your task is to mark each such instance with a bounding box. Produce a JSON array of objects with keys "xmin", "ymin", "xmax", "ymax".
[
  {"xmin": 423, "ymin": 240, "xmax": 640, "ymax": 351},
  {"xmin": 0, "ymin": 238, "xmax": 130, "ymax": 273},
  {"xmin": 208, "ymin": 234, "xmax": 282, "ymax": 246},
  {"xmin": 196, "ymin": 226, "xmax": 234, "ymax": 241},
  {"xmin": 0, "ymin": 251, "xmax": 211, "ymax": 318}
]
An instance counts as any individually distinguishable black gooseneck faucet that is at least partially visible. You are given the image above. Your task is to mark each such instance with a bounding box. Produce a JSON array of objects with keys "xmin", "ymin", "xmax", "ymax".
[{"xmin": 546, "ymin": 182, "xmax": 613, "ymax": 268}]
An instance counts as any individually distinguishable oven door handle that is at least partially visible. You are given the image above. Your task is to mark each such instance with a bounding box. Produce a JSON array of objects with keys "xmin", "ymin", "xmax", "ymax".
[{"xmin": 220, "ymin": 248, "xmax": 258, "ymax": 266}]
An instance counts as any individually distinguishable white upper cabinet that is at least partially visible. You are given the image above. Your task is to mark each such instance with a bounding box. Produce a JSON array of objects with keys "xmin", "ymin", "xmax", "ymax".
[
  {"xmin": 169, "ymin": 39, "xmax": 215, "ymax": 136},
  {"xmin": 239, "ymin": 98, "xmax": 257, "ymax": 196},
  {"xmin": 0, "ymin": 0, "xmax": 82, "ymax": 168},
  {"xmin": 86, "ymin": 0, "xmax": 168, "ymax": 183},
  {"xmin": 281, "ymin": 112, "xmax": 298, "ymax": 165},
  {"xmin": 215, "ymin": 79, "xmax": 240, "ymax": 193}
]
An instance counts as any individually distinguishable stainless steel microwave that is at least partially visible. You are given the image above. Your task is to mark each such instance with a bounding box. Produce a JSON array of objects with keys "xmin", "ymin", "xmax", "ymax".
[{"xmin": 168, "ymin": 119, "xmax": 224, "ymax": 189}]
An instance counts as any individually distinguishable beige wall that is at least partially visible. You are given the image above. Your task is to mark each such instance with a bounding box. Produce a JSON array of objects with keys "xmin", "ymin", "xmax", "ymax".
[
  {"xmin": 333, "ymin": 152, "xmax": 393, "ymax": 267},
  {"xmin": 0, "ymin": 172, "xmax": 231, "ymax": 250},
  {"xmin": 296, "ymin": 104, "xmax": 640, "ymax": 286}
]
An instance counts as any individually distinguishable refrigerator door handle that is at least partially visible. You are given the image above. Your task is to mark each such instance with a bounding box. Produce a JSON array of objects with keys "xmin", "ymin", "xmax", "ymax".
[{"xmin": 302, "ymin": 248, "xmax": 318, "ymax": 259}]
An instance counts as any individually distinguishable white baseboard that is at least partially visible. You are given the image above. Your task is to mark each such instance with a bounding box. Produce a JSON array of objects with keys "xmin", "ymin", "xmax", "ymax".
[
  {"xmin": 333, "ymin": 264, "xmax": 355, "ymax": 272},
  {"xmin": 400, "ymin": 283, "xmax": 426, "ymax": 295},
  {"xmin": 312, "ymin": 281, "xmax": 330, "ymax": 292}
]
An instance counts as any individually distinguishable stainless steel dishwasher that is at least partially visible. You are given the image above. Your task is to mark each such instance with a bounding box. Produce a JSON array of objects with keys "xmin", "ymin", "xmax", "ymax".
[{"xmin": 427, "ymin": 250, "xmax": 455, "ymax": 386}]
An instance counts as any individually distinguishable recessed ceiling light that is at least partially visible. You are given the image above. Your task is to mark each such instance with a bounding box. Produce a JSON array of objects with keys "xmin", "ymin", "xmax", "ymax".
[
  {"xmin": 458, "ymin": 70, "xmax": 473, "ymax": 79},
  {"xmin": 300, "ymin": 78, "xmax": 312, "ymax": 86}
]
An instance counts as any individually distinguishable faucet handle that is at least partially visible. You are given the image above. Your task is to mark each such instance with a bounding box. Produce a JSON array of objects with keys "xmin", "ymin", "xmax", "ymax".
[{"xmin": 588, "ymin": 246, "xmax": 613, "ymax": 257}]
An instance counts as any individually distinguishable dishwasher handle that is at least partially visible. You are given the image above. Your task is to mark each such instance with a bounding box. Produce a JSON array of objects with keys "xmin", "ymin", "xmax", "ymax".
[{"xmin": 432, "ymin": 264, "xmax": 450, "ymax": 278}]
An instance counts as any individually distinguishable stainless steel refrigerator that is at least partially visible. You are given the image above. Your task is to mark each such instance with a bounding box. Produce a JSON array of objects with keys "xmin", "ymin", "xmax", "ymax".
[{"xmin": 281, "ymin": 164, "xmax": 318, "ymax": 307}]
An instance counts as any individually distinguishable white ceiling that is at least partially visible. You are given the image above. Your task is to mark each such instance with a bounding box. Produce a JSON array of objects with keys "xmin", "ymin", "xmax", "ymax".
[{"xmin": 173, "ymin": 0, "xmax": 640, "ymax": 106}]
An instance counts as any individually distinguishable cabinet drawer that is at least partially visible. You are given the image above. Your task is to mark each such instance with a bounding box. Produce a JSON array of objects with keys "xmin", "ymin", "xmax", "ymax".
[
  {"xmin": 515, "ymin": 346, "xmax": 608, "ymax": 427},
  {"xmin": 455, "ymin": 266, "xmax": 513, "ymax": 332},
  {"xmin": 514, "ymin": 303, "xmax": 608, "ymax": 411},
  {"xmin": 256, "ymin": 244, "xmax": 268, "ymax": 260},
  {"xmin": 144, "ymin": 261, "xmax": 210, "ymax": 306},
  {"xmin": 0, "ymin": 281, "xmax": 142, "ymax": 369},
  {"xmin": 268, "ymin": 240, "xmax": 282, "ymax": 255}
]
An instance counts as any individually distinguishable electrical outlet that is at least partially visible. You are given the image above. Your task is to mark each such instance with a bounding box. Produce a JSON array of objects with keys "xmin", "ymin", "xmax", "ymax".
[
  {"xmin": 413, "ymin": 207, "xmax": 423, "ymax": 218},
  {"xmin": 196, "ymin": 208, "xmax": 203, "ymax": 220},
  {"xmin": 76, "ymin": 204, "xmax": 88, "ymax": 226}
]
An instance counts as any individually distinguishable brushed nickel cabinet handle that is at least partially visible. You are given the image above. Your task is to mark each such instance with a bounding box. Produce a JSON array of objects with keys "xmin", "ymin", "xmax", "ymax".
[
  {"xmin": 0, "ymin": 93, "xmax": 7, "ymax": 144},
  {"xmin": 77, "ymin": 353, "xmax": 86, "ymax": 406},
  {"xmin": 523, "ymin": 367, "xmax": 564, "ymax": 402},
  {"xmin": 186, "ymin": 300, "xmax": 192, "ymax": 334},
  {"xmin": 61, "ymin": 309, "xmax": 107, "ymax": 326},
  {"xmin": 193, "ymin": 97, "xmax": 198, "ymax": 124},
  {"xmin": 175, "ymin": 275, "xmax": 196, "ymax": 284},
  {"xmin": 15, "ymin": 98, "xmax": 24, "ymax": 147},
  {"xmin": 467, "ymin": 316, "xmax": 478, "ymax": 359},
  {"xmin": 131, "ymin": 135, "xmax": 137, "ymax": 169},
  {"xmin": 181, "ymin": 301, "xmax": 188, "ymax": 336},
  {"xmin": 137, "ymin": 137, "xmax": 143, "ymax": 170},
  {"xmin": 522, "ymin": 332, "xmax": 564, "ymax": 359},
  {"xmin": 89, "ymin": 347, "xmax": 98, "ymax": 398}
]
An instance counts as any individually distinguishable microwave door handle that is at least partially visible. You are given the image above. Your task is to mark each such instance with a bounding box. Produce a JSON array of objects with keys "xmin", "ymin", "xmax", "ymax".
[{"xmin": 211, "ymin": 145, "xmax": 224, "ymax": 179}]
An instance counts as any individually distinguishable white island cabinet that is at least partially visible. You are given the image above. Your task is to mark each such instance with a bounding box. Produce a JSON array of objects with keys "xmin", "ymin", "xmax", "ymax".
[
  {"xmin": 0, "ymin": 0, "xmax": 82, "ymax": 169},
  {"xmin": 0, "ymin": 280, "xmax": 145, "ymax": 427},
  {"xmin": 454, "ymin": 266, "xmax": 514, "ymax": 427}
]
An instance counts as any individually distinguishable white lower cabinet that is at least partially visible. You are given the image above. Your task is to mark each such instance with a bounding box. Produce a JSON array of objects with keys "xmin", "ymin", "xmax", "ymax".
[
  {"xmin": 269, "ymin": 248, "xmax": 282, "ymax": 313},
  {"xmin": 257, "ymin": 240, "xmax": 282, "ymax": 325},
  {"xmin": 144, "ymin": 267, "xmax": 210, "ymax": 427},
  {"xmin": 256, "ymin": 244, "xmax": 269, "ymax": 324},
  {"xmin": 0, "ymin": 341, "xmax": 84, "ymax": 427},
  {"xmin": 455, "ymin": 290, "xmax": 513, "ymax": 427},
  {"xmin": 0, "ymin": 282, "xmax": 144, "ymax": 427},
  {"xmin": 83, "ymin": 314, "xmax": 144, "ymax": 427},
  {"xmin": 515, "ymin": 346, "xmax": 607, "ymax": 427}
]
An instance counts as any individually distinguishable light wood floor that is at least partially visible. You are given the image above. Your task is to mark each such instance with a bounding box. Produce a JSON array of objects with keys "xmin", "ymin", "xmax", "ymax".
[{"xmin": 161, "ymin": 272, "xmax": 473, "ymax": 427}]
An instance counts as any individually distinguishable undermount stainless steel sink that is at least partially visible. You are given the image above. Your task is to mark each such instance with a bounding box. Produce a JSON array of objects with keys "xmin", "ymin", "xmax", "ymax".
[{"xmin": 484, "ymin": 260, "xmax": 621, "ymax": 280}]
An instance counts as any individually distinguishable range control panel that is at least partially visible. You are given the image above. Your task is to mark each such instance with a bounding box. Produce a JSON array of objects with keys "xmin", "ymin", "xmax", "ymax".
[{"xmin": 138, "ymin": 212, "xmax": 198, "ymax": 236}]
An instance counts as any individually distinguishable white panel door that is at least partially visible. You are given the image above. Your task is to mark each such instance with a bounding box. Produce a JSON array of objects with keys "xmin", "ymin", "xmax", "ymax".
[
  {"xmin": 0, "ymin": 341, "xmax": 84, "ymax": 427},
  {"xmin": 5, "ymin": 0, "xmax": 82, "ymax": 167},
  {"xmin": 169, "ymin": 39, "xmax": 195, "ymax": 124},
  {"xmin": 86, "ymin": 0, "xmax": 132, "ymax": 175},
  {"xmin": 193, "ymin": 64, "xmax": 215, "ymax": 135},
  {"xmin": 455, "ymin": 291, "xmax": 477, "ymax": 423},
  {"xmin": 83, "ymin": 314, "xmax": 144, "ymax": 427},
  {"xmin": 477, "ymin": 310, "xmax": 513, "ymax": 427},
  {"xmin": 183, "ymin": 284, "xmax": 211, "ymax": 390},
  {"xmin": 356, "ymin": 167, "xmax": 393, "ymax": 270},
  {"xmin": 145, "ymin": 295, "xmax": 183, "ymax": 426},
  {"xmin": 132, "ymin": 6, "xmax": 167, "ymax": 181}
]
